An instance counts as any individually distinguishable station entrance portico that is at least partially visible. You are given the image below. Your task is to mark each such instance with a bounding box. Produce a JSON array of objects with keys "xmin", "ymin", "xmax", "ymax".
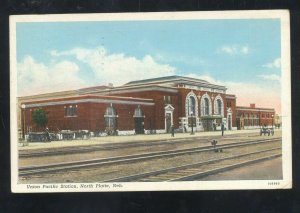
[
  {"xmin": 201, "ymin": 117, "xmax": 214, "ymax": 131},
  {"xmin": 165, "ymin": 104, "xmax": 174, "ymax": 133}
]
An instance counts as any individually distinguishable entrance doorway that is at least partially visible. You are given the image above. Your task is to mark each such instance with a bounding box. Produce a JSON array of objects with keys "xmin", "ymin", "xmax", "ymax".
[
  {"xmin": 134, "ymin": 106, "xmax": 145, "ymax": 134},
  {"xmin": 164, "ymin": 104, "xmax": 174, "ymax": 133},
  {"xmin": 134, "ymin": 117, "xmax": 145, "ymax": 134},
  {"xmin": 202, "ymin": 119, "xmax": 213, "ymax": 131},
  {"xmin": 227, "ymin": 108, "xmax": 233, "ymax": 131},
  {"xmin": 228, "ymin": 115, "xmax": 232, "ymax": 130},
  {"xmin": 165, "ymin": 113, "xmax": 172, "ymax": 133}
]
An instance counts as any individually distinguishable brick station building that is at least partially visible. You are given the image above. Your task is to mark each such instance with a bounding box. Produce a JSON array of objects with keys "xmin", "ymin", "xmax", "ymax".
[
  {"xmin": 236, "ymin": 104, "xmax": 276, "ymax": 130},
  {"xmin": 18, "ymin": 76, "xmax": 275, "ymax": 136}
]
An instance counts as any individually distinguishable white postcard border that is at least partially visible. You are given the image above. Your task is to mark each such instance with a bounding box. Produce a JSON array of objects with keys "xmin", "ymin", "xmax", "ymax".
[{"xmin": 10, "ymin": 10, "xmax": 292, "ymax": 192}]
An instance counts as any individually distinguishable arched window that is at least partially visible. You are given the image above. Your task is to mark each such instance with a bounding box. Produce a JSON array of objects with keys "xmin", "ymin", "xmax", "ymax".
[
  {"xmin": 104, "ymin": 106, "xmax": 117, "ymax": 131},
  {"xmin": 105, "ymin": 106, "xmax": 116, "ymax": 116},
  {"xmin": 134, "ymin": 106, "xmax": 143, "ymax": 117},
  {"xmin": 214, "ymin": 95, "xmax": 224, "ymax": 116},
  {"xmin": 204, "ymin": 98, "xmax": 209, "ymax": 115},
  {"xmin": 189, "ymin": 96, "xmax": 196, "ymax": 116},
  {"xmin": 217, "ymin": 99, "xmax": 222, "ymax": 115},
  {"xmin": 185, "ymin": 91, "xmax": 199, "ymax": 117},
  {"xmin": 200, "ymin": 94, "xmax": 212, "ymax": 116}
]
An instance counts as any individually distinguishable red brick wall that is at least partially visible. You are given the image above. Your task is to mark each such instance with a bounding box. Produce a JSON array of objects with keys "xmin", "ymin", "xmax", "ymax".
[
  {"xmin": 113, "ymin": 90, "xmax": 179, "ymax": 129},
  {"xmin": 236, "ymin": 108, "xmax": 275, "ymax": 127},
  {"xmin": 114, "ymin": 88, "xmax": 229, "ymax": 128},
  {"xmin": 23, "ymin": 102, "xmax": 155, "ymax": 132},
  {"xmin": 21, "ymin": 90, "xmax": 274, "ymax": 134},
  {"xmin": 225, "ymin": 97, "xmax": 237, "ymax": 127},
  {"xmin": 23, "ymin": 103, "xmax": 92, "ymax": 132}
]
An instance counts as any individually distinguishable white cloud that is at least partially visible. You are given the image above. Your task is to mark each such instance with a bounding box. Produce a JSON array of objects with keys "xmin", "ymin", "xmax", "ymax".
[
  {"xmin": 258, "ymin": 74, "xmax": 281, "ymax": 82},
  {"xmin": 51, "ymin": 47, "xmax": 176, "ymax": 86},
  {"xmin": 241, "ymin": 46, "xmax": 249, "ymax": 54},
  {"xmin": 218, "ymin": 45, "xmax": 249, "ymax": 55},
  {"xmin": 262, "ymin": 58, "xmax": 281, "ymax": 68},
  {"xmin": 185, "ymin": 73, "xmax": 281, "ymax": 113},
  {"xmin": 18, "ymin": 47, "xmax": 280, "ymax": 113},
  {"xmin": 220, "ymin": 46, "xmax": 238, "ymax": 55},
  {"xmin": 17, "ymin": 56, "xmax": 88, "ymax": 96},
  {"xmin": 18, "ymin": 47, "xmax": 176, "ymax": 96}
]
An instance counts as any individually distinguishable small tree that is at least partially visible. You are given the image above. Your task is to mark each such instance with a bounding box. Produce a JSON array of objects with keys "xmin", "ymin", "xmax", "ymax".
[{"xmin": 32, "ymin": 108, "xmax": 48, "ymax": 129}]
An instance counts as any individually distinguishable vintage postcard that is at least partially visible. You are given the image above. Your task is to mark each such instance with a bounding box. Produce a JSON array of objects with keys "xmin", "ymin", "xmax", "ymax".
[{"xmin": 10, "ymin": 10, "xmax": 292, "ymax": 192}]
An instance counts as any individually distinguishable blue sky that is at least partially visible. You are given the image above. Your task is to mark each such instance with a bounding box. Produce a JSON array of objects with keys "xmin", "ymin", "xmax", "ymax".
[{"xmin": 16, "ymin": 19, "xmax": 282, "ymax": 112}]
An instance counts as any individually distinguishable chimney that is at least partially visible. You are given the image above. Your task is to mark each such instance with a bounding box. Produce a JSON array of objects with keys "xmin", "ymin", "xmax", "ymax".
[{"xmin": 250, "ymin": 103, "xmax": 255, "ymax": 108}]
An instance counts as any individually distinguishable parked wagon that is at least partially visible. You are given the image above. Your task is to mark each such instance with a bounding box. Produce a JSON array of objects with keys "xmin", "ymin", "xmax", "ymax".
[
  {"xmin": 26, "ymin": 129, "xmax": 93, "ymax": 142},
  {"xmin": 74, "ymin": 130, "xmax": 91, "ymax": 139},
  {"xmin": 27, "ymin": 132, "xmax": 58, "ymax": 142},
  {"xmin": 60, "ymin": 130, "xmax": 75, "ymax": 140},
  {"xmin": 260, "ymin": 127, "xmax": 274, "ymax": 136}
]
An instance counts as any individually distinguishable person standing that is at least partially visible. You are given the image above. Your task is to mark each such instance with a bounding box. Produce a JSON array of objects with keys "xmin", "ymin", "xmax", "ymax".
[
  {"xmin": 171, "ymin": 125, "xmax": 175, "ymax": 137},
  {"xmin": 221, "ymin": 123, "xmax": 224, "ymax": 136},
  {"xmin": 213, "ymin": 122, "xmax": 216, "ymax": 131},
  {"xmin": 45, "ymin": 127, "xmax": 51, "ymax": 142}
]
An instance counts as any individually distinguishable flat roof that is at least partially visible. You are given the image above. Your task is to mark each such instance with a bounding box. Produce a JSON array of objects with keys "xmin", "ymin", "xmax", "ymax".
[{"xmin": 125, "ymin": 75, "xmax": 209, "ymax": 85}]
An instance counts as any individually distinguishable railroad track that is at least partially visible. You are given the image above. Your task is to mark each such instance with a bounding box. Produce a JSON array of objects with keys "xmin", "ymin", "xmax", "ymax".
[
  {"xmin": 19, "ymin": 134, "xmax": 274, "ymax": 158},
  {"xmin": 19, "ymin": 137, "xmax": 281, "ymax": 176},
  {"xmin": 19, "ymin": 136, "xmax": 200, "ymax": 158},
  {"xmin": 103, "ymin": 148, "xmax": 281, "ymax": 182}
]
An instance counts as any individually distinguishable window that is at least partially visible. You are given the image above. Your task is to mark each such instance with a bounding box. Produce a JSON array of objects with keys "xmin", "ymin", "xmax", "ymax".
[
  {"xmin": 134, "ymin": 106, "xmax": 143, "ymax": 117},
  {"xmin": 204, "ymin": 98, "xmax": 209, "ymax": 115},
  {"xmin": 64, "ymin": 105, "xmax": 77, "ymax": 117},
  {"xmin": 104, "ymin": 106, "xmax": 117, "ymax": 130},
  {"xmin": 217, "ymin": 99, "xmax": 222, "ymax": 115},
  {"xmin": 164, "ymin": 95, "xmax": 172, "ymax": 104},
  {"xmin": 189, "ymin": 96, "xmax": 196, "ymax": 116},
  {"xmin": 105, "ymin": 106, "xmax": 116, "ymax": 116}
]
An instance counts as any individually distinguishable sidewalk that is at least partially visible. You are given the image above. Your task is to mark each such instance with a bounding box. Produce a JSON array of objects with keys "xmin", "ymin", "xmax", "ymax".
[{"xmin": 18, "ymin": 129, "xmax": 282, "ymax": 150}]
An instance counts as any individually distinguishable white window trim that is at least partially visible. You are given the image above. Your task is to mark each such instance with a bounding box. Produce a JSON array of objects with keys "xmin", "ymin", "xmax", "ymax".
[
  {"xmin": 200, "ymin": 93, "xmax": 212, "ymax": 116},
  {"xmin": 185, "ymin": 91, "xmax": 198, "ymax": 117},
  {"xmin": 214, "ymin": 95, "xmax": 224, "ymax": 117}
]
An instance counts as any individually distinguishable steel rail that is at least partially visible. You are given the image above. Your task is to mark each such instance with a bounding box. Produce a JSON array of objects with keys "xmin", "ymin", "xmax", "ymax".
[
  {"xmin": 19, "ymin": 138, "xmax": 281, "ymax": 176},
  {"xmin": 103, "ymin": 148, "xmax": 281, "ymax": 182},
  {"xmin": 170, "ymin": 153, "xmax": 281, "ymax": 181},
  {"xmin": 19, "ymin": 134, "xmax": 269, "ymax": 158}
]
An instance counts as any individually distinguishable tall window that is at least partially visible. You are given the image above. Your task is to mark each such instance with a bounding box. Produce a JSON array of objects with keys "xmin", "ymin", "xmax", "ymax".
[
  {"xmin": 134, "ymin": 106, "xmax": 143, "ymax": 117},
  {"xmin": 164, "ymin": 96, "xmax": 172, "ymax": 104},
  {"xmin": 104, "ymin": 106, "xmax": 117, "ymax": 130},
  {"xmin": 217, "ymin": 99, "xmax": 222, "ymax": 115},
  {"xmin": 204, "ymin": 98, "xmax": 209, "ymax": 115},
  {"xmin": 64, "ymin": 105, "xmax": 77, "ymax": 117},
  {"xmin": 189, "ymin": 96, "xmax": 196, "ymax": 116}
]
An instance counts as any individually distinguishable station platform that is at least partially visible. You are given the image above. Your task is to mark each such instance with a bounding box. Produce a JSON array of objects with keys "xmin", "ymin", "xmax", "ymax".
[{"xmin": 18, "ymin": 129, "xmax": 282, "ymax": 150}]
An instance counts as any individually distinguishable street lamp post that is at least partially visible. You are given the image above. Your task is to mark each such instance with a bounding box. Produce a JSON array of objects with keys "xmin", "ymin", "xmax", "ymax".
[{"xmin": 271, "ymin": 114, "xmax": 274, "ymax": 129}]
